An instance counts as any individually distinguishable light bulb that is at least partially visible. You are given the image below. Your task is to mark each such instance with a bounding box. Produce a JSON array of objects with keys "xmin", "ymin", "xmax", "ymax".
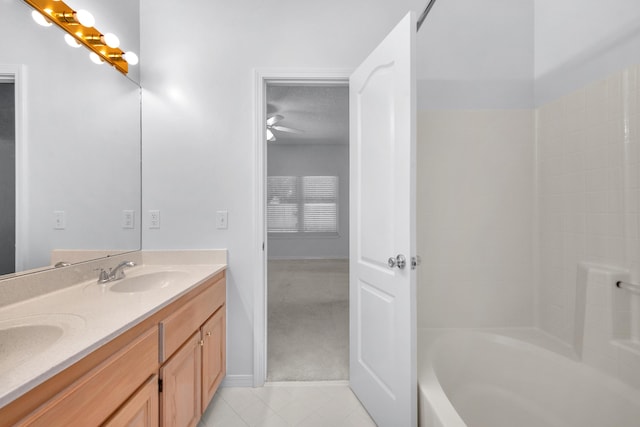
[
  {"xmin": 102, "ymin": 33, "xmax": 120, "ymax": 48},
  {"xmin": 64, "ymin": 34, "xmax": 81, "ymax": 48},
  {"xmin": 122, "ymin": 51, "xmax": 139, "ymax": 65},
  {"xmin": 266, "ymin": 129, "xmax": 275, "ymax": 141},
  {"xmin": 89, "ymin": 52, "xmax": 104, "ymax": 65},
  {"xmin": 31, "ymin": 10, "xmax": 52, "ymax": 27},
  {"xmin": 74, "ymin": 9, "xmax": 95, "ymax": 27}
]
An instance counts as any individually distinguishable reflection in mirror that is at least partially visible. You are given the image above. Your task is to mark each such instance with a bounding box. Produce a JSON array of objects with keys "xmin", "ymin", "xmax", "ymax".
[{"xmin": 0, "ymin": 0, "xmax": 141, "ymax": 279}]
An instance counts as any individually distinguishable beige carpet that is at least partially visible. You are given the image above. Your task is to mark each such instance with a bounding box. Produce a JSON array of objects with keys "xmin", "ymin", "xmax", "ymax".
[{"xmin": 267, "ymin": 259, "xmax": 349, "ymax": 381}]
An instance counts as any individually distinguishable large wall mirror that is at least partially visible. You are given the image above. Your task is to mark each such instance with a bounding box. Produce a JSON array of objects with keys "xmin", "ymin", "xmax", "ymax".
[{"xmin": 0, "ymin": 0, "xmax": 141, "ymax": 279}]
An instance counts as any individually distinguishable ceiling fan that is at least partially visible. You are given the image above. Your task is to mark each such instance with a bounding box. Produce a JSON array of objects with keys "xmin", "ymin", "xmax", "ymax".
[{"xmin": 266, "ymin": 114, "xmax": 304, "ymax": 142}]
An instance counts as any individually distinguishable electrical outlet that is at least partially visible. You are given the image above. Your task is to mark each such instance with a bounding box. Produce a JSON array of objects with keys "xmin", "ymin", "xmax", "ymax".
[
  {"xmin": 53, "ymin": 211, "xmax": 66, "ymax": 230},
  {"xmin": 149, "ymin": 210, "xmax": 160, "ymax": 229},
  {"xmin": 122, "ymin": 210, "xmax": 135, "ymax": 229},
  {"xmin": 216, "ymin": 210, "xmax": 228, "ymax": 229}
]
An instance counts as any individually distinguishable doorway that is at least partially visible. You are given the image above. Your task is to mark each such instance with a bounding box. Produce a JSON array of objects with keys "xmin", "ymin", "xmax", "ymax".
[
  {"xmin": 259, "ymin": 77, "xmax": 350, "ymax": 382},
  {"xmin": 0, "ymin": 77, "xmax": 16, "ymax": 275}
]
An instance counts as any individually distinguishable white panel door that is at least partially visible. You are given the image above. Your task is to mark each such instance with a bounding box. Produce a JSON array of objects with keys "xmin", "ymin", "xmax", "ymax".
[{"xmin": 349, "ymin": 12, "xmax": 417, "ymax": 427}]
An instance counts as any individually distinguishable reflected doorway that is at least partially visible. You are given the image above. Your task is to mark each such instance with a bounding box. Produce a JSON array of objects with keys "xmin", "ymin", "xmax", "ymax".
[{"xmin": 0, "ymin": 77, "xmax": 15, "ymax": 275}]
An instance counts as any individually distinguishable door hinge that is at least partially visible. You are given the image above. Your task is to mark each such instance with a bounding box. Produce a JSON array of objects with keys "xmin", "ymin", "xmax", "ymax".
[
  {"xmin": 158, "ymin": 378, "xmax": 163, "ymax": 393},
  {"xmin": 411, "ymin": 256, "xmax": 422, "ymax": 270},
  {"xmin": 262, "ymin": 242, "xmax": 265, "ymax": 251}
]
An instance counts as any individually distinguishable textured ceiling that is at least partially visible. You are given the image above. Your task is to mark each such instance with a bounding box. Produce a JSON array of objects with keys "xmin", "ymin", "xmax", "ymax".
[{"xmin": 266, "ymin": 84, "xmax": 349, "ymax": 145}]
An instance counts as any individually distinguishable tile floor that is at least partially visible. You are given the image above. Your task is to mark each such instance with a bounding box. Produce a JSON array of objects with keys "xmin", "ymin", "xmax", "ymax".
[{"xmin": 199, "ymin": 382, "xmax": 377, "ymax": 427}]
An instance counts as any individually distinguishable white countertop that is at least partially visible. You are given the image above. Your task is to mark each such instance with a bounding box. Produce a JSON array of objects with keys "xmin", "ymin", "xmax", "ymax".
[{"xmin": 0, "ymin": 261, "xmax": 226, "ymax": 409}]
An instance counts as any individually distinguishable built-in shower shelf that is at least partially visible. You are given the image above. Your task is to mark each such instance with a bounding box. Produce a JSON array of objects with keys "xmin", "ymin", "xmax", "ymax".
[{"xmin": 613, "ymin": 340, "xmax": 640, "ymax": 357}]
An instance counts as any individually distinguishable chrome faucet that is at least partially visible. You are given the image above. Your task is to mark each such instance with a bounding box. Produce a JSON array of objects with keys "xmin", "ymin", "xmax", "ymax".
[
  {"xmin": 109, "ymin": 261, "xmax": 136, "ymax": 281},
  {"xmin": 97, "ymin": 261, "xmax": 136, "ymax": 283}
]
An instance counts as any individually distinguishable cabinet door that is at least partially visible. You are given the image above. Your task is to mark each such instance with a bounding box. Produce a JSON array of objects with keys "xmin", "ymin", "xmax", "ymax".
[
  {"xmin": 103, "ymin": 375, "xmax": 159, "ymax": 427},
  {"xmin": 201, "ymin": 306, "xmax": 226, "ymax": 409},
  {"xmin": 160, "ymin": 333, "xmax": 201, "ymax": 427}
]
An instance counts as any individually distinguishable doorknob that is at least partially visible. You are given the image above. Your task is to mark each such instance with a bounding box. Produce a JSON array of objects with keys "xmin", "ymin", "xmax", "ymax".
[{"xmin": 388, "ymin": 254, "xmax": 406, "ymax": 269}]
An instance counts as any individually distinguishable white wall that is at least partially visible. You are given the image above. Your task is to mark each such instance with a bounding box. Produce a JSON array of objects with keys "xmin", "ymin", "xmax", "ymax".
[
  {"xmin": 418, "ymin": 0, "xmax": 534, "ymax": 109},
  {"xmin": 535, "ymin": 0, "xmax": 640, "ymax": 105},
  {"xmin": 0, "ymin": 0, "xmax": 140, "ymax": 272},
  {"xmin": 267, "ymin": 143, "xmax": 349, "ymax": 260},
  {"xmin": 140, "ymin": 0, "xmax": 431, "ymax": 382}
]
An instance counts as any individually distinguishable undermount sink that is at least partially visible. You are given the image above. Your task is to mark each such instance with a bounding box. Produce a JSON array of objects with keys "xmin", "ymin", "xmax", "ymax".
[
  {"xmin": 0, "ymin": 314, "xmax": 85, "ymax": 374},
  {"xmin": 109, "ymin": 271, "xmax": 189, "ymax": 293}
]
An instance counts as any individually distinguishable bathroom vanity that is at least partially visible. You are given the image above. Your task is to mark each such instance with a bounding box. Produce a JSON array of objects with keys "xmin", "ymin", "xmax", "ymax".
[{"xmin": 0, "ymin": 250, "xmax": 227, "ymax": 427}]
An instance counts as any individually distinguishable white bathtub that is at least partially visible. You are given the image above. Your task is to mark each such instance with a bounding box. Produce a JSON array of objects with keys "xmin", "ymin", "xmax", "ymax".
[{"xmin": 418, "ymin": 329, "xmax": 640, "ymax": 427}]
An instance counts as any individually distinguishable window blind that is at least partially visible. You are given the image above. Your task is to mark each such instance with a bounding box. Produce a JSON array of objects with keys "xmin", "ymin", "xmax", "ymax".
[{"xmin": 267, "ymin": 176, "xmax": 338, "ymax": 234}]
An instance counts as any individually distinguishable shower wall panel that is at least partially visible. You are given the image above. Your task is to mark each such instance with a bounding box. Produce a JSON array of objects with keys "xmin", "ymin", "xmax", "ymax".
[
  {"xmin": 536, "ymin": 65, "xmax": 640, "ymax": 343},
  {"xmin": 417, "ymin": 109, "xmax": 535, "ymax": 327}
]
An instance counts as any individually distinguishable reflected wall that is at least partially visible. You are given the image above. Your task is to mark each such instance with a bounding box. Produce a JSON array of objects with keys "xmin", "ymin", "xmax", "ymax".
[{"xmin": 0, "ymin": 0, "xmax": 141, "ymax": 276}]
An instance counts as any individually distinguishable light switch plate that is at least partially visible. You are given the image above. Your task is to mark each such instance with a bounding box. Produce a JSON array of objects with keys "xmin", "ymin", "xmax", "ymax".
[
  {"xmin": 149, "ymin": 210, "xmax": 160, "ymax": 229},
  {"xmin": 53, "ymin": 211, "xmax": 66, "ymax": 230},
  {"xmin": 122, "ymin": 210, "xmax": 135, "ymax": 229},
  {"xmin": 216, "ymin": 210, "xmax": 228, "ymax": 229}
]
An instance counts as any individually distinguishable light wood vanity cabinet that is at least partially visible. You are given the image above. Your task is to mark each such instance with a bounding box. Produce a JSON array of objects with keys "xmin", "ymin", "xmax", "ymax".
[
  {"xmin": 201, "ymin": 306, "xmax": 226, "ymax": 409},
  {"xmin": 103, "ymin": 375, "xmax": 159, "ymax": 427},
  {"xmin": 2, "ymin": 270, "xmax": 226, "ymax": 427},
  {"xmin": 18, "ymin": 326, "xmax": 159, "ymax": 427},
  {"xmin": 159, "ymin": 274, "xmax": 226, "ymax": 427},
  {"xmin": 160, "ymin": 333, "xmax": 202, "ymax": 427}
]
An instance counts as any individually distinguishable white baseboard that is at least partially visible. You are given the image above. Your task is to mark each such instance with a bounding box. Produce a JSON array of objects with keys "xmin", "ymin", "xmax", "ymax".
[
  {"xmin": 221, "ymin": 374, "xmax": 254, "ymax": 388},
  {"xmin": 267, "ymin": 256, "xmax": 349, "ymax": 261}
]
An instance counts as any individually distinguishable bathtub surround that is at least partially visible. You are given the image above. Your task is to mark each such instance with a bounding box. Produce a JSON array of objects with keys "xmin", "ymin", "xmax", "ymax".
[
  {"xmin": 536, "ymin": 65, "xmax": 640, "ymax": 349},
  {"xmin": 418, "ymin": 109, "xmax": 535, "ymax": 328},
  {"xmin": 574, "ymin": 263, "xmax": 640, "ymax": 389},
  {"xmin": 418, "ymin": 64, "xmax": 640, "ymax": 389}
]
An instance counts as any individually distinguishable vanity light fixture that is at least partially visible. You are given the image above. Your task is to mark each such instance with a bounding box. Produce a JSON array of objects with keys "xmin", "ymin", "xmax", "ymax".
[
  {"xmin": 64, "ymin": 33, "xmax": 81, "ymax": 48},
  {"xmin": 23, "ymin": 0, "xmax": 137, "ymax": 75},
  {"xmin": 31, "ymin": 10, "xmax": 52, "ymax": 26},
  {"xmin": 121, "ymin": 51, "xmax": 139, "ymax": 65},
  {"xmin": 102, "ymin": 33, "xmax": 120, "ymax": 48},
  {"xmin": 85, "ymin": 33, "xmax": 120, "ymax": 48},
  {"xmin": 53, "ymin": 9, "xmax": 95, "ymax": 27},
  {"xmin": 89, "ymin": 52, "xmax": 104, "ymax": 65}
]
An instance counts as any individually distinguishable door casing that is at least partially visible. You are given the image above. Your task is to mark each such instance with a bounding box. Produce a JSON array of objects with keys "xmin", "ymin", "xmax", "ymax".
[{"xmin": 253, "ymin": 69, "xmax": 350, "ymax": 386}]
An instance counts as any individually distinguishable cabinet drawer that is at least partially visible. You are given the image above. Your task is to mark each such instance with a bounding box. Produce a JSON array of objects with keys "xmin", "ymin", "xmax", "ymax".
[
  {"xmin": 160, "ymin": 276, "xmax": 225, "ymax": 361},
  {"xmin": 21, "ymin": 327, "xmax": 159, "ymax": 427}
]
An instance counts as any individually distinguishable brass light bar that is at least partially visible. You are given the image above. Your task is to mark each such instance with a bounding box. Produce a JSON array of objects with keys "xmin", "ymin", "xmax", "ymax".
[{"xmin": 23, "ymin": 0, "xmax": 129, "ymax": 74}]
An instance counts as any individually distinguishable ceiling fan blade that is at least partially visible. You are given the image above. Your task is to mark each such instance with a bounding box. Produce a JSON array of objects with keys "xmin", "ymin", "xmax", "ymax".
[
  {"xmin": 266, "ymin": 114, "xmax": 283, "ymax": 126},
  {"xmin": 272, "ymin": 125, "xmax": 304, "ymax": 134},
  {"xmin": 266, "ymin": 128, "xmax": 276, "ymax": 141}
]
